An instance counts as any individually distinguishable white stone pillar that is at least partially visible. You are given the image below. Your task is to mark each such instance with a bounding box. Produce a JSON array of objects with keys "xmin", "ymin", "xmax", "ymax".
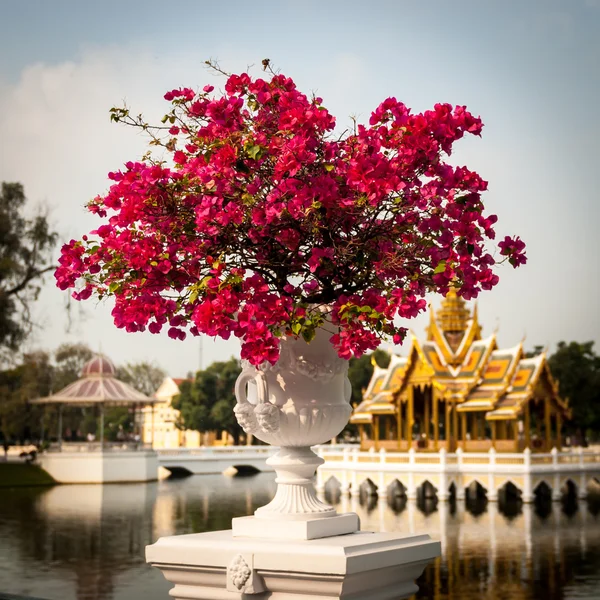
[
  {"xmin": 551, "ymin": 447, "xmax": 562, "ymax": 501},
  {"xmin": 350, "ymin": 447, "xmax": 359, "ymax": 497},
  {"xmin": 522, "ymin": 448, "xmax": 534, "ymax": 503},
  {"xmin": 315, "ymin": 446, "xmax": 325, "ymax": 493},
  {"xmin": 438, "ymin": 448, "xmax": 449, "ymax": 501},
  {"xmin": 341, "ymin": 447, "xmax": 350, "ymax": 494},
  {"xmin": 456, "ymin": 448, "xmax": 465, "ymax": 501},
  {"xmin": 378, "ymin": 448, "xmax": 386, "ymax": 494},
  {"xmin": 487, "ymin": 447, "xmax": 498, "ymax": 501},
  {"xmin": 407, "ymin": 448, "xmax": 417, "ymax": 500}
]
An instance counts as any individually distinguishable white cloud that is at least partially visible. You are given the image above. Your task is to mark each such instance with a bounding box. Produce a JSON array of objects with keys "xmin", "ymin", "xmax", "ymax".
[{"xmin": 0, "ymin": 45, "xmax": 245, "ymax": 375}]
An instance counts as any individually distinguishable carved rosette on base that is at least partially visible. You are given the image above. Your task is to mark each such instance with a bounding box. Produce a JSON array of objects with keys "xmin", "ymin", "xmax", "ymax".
[{"xmin": 232, "ymin": 326, "xmax": 357, "ymax": 538}]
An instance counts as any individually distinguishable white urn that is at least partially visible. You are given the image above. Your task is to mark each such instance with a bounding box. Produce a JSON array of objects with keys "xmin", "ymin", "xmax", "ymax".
[{"xmin": 233, "ymin": 326, "xmax": 358, "ymax": 537}]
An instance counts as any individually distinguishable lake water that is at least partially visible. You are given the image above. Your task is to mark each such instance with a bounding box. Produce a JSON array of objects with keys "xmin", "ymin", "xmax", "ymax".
[{"xmin": 0, "ymin": 473, "xmax": 599, "ymax": 600}]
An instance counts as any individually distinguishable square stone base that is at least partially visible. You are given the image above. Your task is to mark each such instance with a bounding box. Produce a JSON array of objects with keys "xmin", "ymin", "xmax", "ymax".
[
  {"xmin": 232, "ymin": 513, "xmax": 360, "ymax": 540},
  {"xmin": 146, "ymin": 529, "xmax": 441, "ymax": 599}
]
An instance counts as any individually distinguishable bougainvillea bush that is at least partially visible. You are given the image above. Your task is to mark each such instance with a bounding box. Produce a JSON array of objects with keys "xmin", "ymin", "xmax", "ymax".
[{"xmin": 56, "ymin": 61, "xmax": 526, "ymax": 366}]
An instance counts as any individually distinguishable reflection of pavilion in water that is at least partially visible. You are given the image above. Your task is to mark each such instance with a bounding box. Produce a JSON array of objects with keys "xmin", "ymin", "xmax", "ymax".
[{"xmin": 2, "ymin": 483, "xmax": 158, "ymax": 600}]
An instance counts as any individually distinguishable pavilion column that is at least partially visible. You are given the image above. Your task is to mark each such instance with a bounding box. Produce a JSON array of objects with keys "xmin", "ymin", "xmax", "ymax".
[
  {"xmin": 397, "ymin": 400, "xmax": 403, "ymax": 450},
  {"xmin": 491, "ymin": 421, "xmax": 497, "ymax": 449},
  {"xmin": 453, "ymin": 402, "xmax": 459, "ymax": 449},
  {"xmin": 556, "ymin": 413, "xmax": 562, "ymax": 450},
  {"xmin": 461, "ymin": 413, "xmax": 467, "ymax": 444},
  {"xmin": 544, "ymin": 398, "xmax": 552, "ymax": 452},
  {"xmin": 433, "ymin": 391, "xmax": 439, "ymax": 450},
  {"xmin": 524, "ymin": 402, "xmax": 531, "ymax": 449},
  {"xmin": 424, "ymin": 388, "xmax": 430, "ymax": 442},
  {"xmin": 513, "ymin": 420, "xmax": 519, "ymax": 452},
  {"xmin": 470, "ymin": 413, "xmax": 477, "ymax": 440},
  {"xmin": 373, "ymin": 416, "xmax": 380, "ymax": 451},
  {"xmin": 384, "ymin": 415, "xmax": 390, "ymax": 441},
  {"xmin": 497, "ymin": 420, "xmax": 504, "ymax": 441},
  {"xmin": 57, "ymin": 405, "xmax": 63, "ymax": 450},
  {"xmin": 100, "ymin": 403, "xmax": 105, "ymax": 450},
  {"xmin": 445, "ymin": 402, "xmax": 451, "ymax": 445}
]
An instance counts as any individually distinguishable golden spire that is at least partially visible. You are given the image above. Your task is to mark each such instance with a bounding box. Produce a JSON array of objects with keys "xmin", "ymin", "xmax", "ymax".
[
  {"xmin": 437, "ymin": 288, "xmax": 471, "ymax": 336},
  {"xmin": 426, "ymin": 304, "xmax": 436, "ymax": 341}
]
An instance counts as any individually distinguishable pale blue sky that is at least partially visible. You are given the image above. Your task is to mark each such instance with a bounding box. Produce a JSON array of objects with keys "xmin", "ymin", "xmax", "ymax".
[{"xmin": 0, "ymin": 0, "xmax": 598, "ymax": 376}]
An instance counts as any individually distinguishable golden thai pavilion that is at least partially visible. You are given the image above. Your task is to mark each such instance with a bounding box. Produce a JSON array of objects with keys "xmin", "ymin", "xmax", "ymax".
[{"xmin": 352, "ymin": 291, "xmax": 570, "ymax": 452}]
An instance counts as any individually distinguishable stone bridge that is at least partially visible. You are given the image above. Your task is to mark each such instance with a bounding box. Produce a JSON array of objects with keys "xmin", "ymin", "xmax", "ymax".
[{"xmin": 156, "ymin": 446, "xmax": 277, "ymax": 475}]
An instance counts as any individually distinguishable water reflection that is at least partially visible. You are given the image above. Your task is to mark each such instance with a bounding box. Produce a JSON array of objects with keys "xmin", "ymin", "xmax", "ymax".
[{"xmin": 0, "ymin": 474, "xmax": 598, "ymax": 600}]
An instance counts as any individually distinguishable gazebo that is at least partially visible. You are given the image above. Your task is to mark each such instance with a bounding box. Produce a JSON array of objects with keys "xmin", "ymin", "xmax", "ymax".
[{"xmin": 30, "ymin": 355, "xmax": 160, "ymax": 483}]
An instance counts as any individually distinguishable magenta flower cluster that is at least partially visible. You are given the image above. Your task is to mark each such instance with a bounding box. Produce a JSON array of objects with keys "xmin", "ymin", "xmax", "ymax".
[{"xmin": 55, "ymin": 67, "xmax": 526, "ymax": 366}]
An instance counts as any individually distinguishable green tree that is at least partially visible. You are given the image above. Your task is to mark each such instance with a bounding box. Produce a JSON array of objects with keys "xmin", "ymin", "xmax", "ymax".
[
  {"xmin": 0, "ymin": 351, "xmax": 53, "ymax": 446},
  {"xmin": 173, "ymin": 358, "xmax": 243, "ymax": 444},
  {"xmin": 0, "ymin": 182, "xmax": 57, "ymax": 362},
  {"xmin": 52, "ymin": 343, "xmax": 94, "ymax": 391},
  {"xmin": 547, "ymin": 341, "xmax": 600, "ymax": 442},
  {"xmin": 115, "ymin": 361, "xmax": 166, "ymax": 397}
]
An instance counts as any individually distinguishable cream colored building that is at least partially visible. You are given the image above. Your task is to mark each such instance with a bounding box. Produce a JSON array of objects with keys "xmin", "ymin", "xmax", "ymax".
[
  {"xmin": 140, "ymin": 377, "xmax": 230, "ymax": 448},
  {"xmin": 140, "ymin": 378, "xmax": 200, "ymax": 449}
]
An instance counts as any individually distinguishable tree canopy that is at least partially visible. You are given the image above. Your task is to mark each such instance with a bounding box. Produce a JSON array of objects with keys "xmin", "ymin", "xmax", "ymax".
[
  {"xmin": 347, "ymin": 349, "xmax": 391, "ymax": 406},
  {"xmin": 0, "ymin": 182, "xmax": 57, "ymax": 362},
  {"xmin": 547, "ymin": 341, "xmax": 600, "ymax": 441},
  {"xmin": 116, "ymin": 361, "xmax": 166, "ymax": 397},
  {"xmin": 173, "ymin": 358, "xmax": 243, "ymax": 444}
]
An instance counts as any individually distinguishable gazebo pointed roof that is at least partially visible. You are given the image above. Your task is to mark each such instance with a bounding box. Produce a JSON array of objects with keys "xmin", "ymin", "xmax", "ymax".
[{"xmin": 31, "ymin": 354, "xmax": 157, "ymax": 406}]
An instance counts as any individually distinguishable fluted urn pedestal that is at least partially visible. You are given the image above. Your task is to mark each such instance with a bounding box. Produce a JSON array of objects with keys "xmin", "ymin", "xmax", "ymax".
[
  {"xmin": 231, "ymin": 326, "xmax": 359, "ymax": 540},
  {"xmin": 146, "ymin": 328, "xmax": 440, "ymax": 599}
]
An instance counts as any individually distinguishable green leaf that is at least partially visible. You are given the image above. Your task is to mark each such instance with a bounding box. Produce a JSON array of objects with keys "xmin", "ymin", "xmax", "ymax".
[
  {"xmin": 247, "ymin": 145, "xmax": 261, "ymax": 160},
  {"xmin": 433, "ymin": 261, "xmax": 446, "ymax": 274},
  {"xmin": 302, "ymin": 328, "xmax": 316, "ymax": 343},
  {"xmin": 324, "ymin": 164, "xmax": 334, "ymax": 172},
  {"xmin": 291, "ymin": 322, "xmax": 302, "ymax": 335},
  {"xmin": 108, "ymin": 282, "xmax": 120, "ymax": 293}
]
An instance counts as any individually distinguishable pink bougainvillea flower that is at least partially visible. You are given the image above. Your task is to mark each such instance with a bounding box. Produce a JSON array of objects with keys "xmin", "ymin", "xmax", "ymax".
[{"xmin": 55, "ymin": 63, "xmax": 525, "ymax": 366}]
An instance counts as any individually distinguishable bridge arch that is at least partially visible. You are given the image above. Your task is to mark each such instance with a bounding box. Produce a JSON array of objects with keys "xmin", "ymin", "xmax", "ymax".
[
  {"xmin": 387, "ymin": 478, "xmax": 407, "ymax": 498},
  {"xmin": 533, "ymin": 479, "xmax": 552, "ymax": 500},
  {"xmin": 230, "ymin": 464, "xmax": 262, "ymax": 476}
]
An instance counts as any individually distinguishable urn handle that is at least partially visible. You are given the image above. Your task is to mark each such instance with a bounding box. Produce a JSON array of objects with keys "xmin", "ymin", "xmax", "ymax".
[
  {"xmin": 234, "ymin": 367, "xmax": 268, "ymax": 406},
  {"xmin": 234, "ymin": 366, "xmax": 280, "ymax": 434}
]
